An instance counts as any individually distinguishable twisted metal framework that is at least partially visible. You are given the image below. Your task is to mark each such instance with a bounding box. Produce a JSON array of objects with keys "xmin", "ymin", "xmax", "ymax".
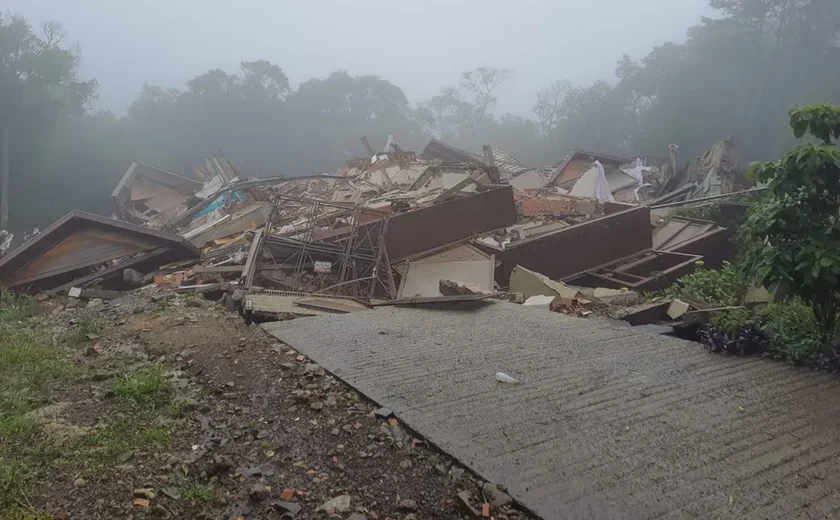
[{"xmin": 247, "ymin": 194, "xmax": 394, "ymax": 299}]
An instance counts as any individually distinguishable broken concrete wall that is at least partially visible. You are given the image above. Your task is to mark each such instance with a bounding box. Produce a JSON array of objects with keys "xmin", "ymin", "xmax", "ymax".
[
  {"xmin": 490, "ymin": 206, "xmax": 652, "ymax": 285},
  {"xmin": 401, "ymin": 260, "xmax": 494, "ymax": 297},
  {"xmin": 509, "ymin": 170, "xmax": 548, "ymax": 191},
  {"xmin": 509, "ymin": 265, "xmax": 579, "ymax": 300},
  {"xmin": 552, "ymin": 157, "xmax": 595, "ymax": 185}
]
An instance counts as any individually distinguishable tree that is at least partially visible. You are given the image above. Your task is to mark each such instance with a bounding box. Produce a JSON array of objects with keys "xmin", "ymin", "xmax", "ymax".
[
  {"xmin": 740, "ymin": 105, "xmax": 840, "ymax": 342},
  {"xmin": 417, "ymin": 87, "xmax": 475, "ymax": 141},
  {"xmin": 532, "ymin": 80, "xmax": 574, "ymax": 137},
  {"xmin": 459, "ymin": 67, "xmax": 513, "ymax": 134},
  {"xmin": 0, "ymin": 15, "xmax": 96, "ymax": 230},
  {"xmin": 240, "ymin": 60, "xmax": 289, "ymax": 99}
]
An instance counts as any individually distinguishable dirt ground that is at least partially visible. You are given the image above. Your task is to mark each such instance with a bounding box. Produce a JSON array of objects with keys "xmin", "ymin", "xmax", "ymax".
[{"xmin": 5, "ymin": 291, "xmax": 534, "ymax": 520}]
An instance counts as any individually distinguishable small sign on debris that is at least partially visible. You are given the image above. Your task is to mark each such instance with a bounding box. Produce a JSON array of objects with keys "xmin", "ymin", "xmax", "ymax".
[{"xmin": 314, "ymin": 261, "xmax": 332, "ymax": 273}]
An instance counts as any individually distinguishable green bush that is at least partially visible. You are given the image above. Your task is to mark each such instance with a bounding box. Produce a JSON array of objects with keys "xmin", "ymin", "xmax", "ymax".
[
  {"xmin": 711, "ymin": 308, "xmax": 756, "ymax": 333},
  {"xmin": 757, "ymin": 299, "xmax": 823, "ymax": 364},
  {"xmin": 664, "ymin": 262, "xmax": 746, "ymax": 307}
]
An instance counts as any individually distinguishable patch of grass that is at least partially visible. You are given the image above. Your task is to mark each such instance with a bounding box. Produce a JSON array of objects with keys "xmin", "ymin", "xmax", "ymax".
[
  {"xmin": 167, "ymin": 401, "xmax": 186, "ymax": 419},
  {"xmin": 180, "ymin": 483, "xmax": 214, "ymax": 504},
  {"xmin": 0, "ymin": 302, "xmax": 73, "ymax": 519},
  {"xmin": 0, "ymin": 294, "xmax": 181, "ymax": 517},
  {"xmin": 112, "ymin": 365, "xmax": 172, "ymax": 405},
  {"xmin": 142, "ymin": 426, "xmax": 172, "ymax": 445},
  {"xmin": 0, "ymin": 292, "xmax": 37, "ymax": 324},
  {"xmin": 85, "ymin": 414, "xmax": 171, "ymax": 457},
  {"xmin": 0, "ymin": 460, "xmax": 35, "ymax": 517},
  {"xmin": 60, "ymin": 315, "xmax": 104, "ymax": 346}
]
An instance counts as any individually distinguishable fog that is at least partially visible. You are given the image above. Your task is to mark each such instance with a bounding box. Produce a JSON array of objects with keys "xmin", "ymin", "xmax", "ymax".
[
  {"xmin": 2, "ymin": 0, "xmax": 839, "ymax": 233},
  {"xmin": 6, "ymin": 0, "xmax": 713, "ymax": 115}
]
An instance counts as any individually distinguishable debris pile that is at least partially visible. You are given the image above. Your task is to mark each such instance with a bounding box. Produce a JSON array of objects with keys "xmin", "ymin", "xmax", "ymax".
[{"xmin": 0, "ymin": 136, "xmax": 752, "ymax": 325}]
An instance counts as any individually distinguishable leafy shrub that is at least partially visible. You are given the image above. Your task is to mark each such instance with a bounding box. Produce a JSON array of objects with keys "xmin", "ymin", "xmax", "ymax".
[
  {"xmin": 664, "ymin": 262, "xmax": 746, "ymax": 307},
  {"xmin": 757, "ymin": 299, "xmax": 822, "ymax": 364},
  {"xmin": 711, "ymin": 308, "xmax": 755, "ymax": 333}
]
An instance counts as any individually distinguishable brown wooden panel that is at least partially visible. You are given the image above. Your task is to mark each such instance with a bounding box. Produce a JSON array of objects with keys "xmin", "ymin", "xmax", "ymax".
[{"xmin": 8, "ymin": 228, "xmax": 157, "ymax": 285}]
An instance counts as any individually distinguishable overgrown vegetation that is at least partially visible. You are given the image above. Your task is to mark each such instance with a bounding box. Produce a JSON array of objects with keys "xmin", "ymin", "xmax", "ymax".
[
  {"xmin": 663, "ymin": 260, "xmax": 831, "ymax": 366},
  {"xmin": 757, "ymin": 301, "xmax": 824, "ymax": 365},
  {"xmin": 740, "ymin": 105, "xmax": 840, "ymax": 343},
  {"xmin": 664, "ymin": 262, "xmax": 746, "ymax": 307}
]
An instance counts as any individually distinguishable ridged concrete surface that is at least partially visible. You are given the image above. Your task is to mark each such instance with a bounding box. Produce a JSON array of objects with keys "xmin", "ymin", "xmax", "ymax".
[{"xmin": 263, "ymin": 301, "xmax": 840, "ymax": 519}]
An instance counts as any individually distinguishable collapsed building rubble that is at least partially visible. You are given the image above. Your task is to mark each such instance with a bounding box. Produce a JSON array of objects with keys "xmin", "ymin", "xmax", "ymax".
[
  {"xmin": 0, "ymin": 210, "xmax": 199, "ymax": 294},
  {"xmin": 0, "ymin": 135, "xmax": 753, "ymax": 327}
]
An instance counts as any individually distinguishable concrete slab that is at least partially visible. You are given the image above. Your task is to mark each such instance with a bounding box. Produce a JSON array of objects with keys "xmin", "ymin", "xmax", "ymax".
[{"xmin": 263, "ymin": 301, "xmax": 840, "ymax": 519}]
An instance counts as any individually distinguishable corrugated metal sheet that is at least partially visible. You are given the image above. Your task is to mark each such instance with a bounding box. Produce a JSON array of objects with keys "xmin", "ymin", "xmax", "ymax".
[{"xmin": 492, "ymin": 147, "xmax": 532, "ymax": 175}]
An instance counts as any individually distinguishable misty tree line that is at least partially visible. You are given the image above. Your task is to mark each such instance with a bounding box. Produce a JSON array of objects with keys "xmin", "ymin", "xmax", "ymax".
[{"xmin": 1, "ymin": 0, "xmax": 839, "ymax": 233}]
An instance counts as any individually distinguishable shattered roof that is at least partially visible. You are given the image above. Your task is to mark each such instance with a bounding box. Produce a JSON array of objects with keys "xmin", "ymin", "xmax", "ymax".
[
  {"xmin": 492, "ymin": 147, "xmax": 533, "ymax": 176},
  {"xmin": 547, "ymin": 149, "xmax": 631, "ymax": 187},
  {"xmin": 420, "ymin": 138, "xmax": 483, "ymax": 164},
  {"xmin": 111, "ymin": 162, "xmax": 203, "ymax": 200},
  {"xmin": 0, "ymin": 211, "xmax": 199, "ymax": 290}
]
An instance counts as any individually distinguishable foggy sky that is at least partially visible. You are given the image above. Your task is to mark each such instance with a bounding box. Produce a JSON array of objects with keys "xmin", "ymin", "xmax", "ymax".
[{"xmin": 6, "ymin": 0, "xmax": 713, "ymax": 117}]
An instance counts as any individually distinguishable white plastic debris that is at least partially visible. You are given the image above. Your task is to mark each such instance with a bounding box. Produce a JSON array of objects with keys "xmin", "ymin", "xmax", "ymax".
[{"xmin": 495, "ymin": 372, "xmax": 521, "ymax": 384}]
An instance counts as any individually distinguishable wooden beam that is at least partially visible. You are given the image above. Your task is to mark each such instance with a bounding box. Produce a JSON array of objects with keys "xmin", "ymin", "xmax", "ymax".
[
  {"xmin": 361, "ymin": 136, "xmax": 375, "ymax": 157},
  {"xmin": 45, "ymin": 247, "xmax": 171, "ymax": 295},
  {"xmin": 482, "ymin": 145, "xmax": 495, "ymax": 167},
  {"xmin": 242, "ymin": 229, "xmax": 263, "ymax": 289},
  {"xmin": 191, "ymin": 265, "xmax": 246, "ymax": 274}
]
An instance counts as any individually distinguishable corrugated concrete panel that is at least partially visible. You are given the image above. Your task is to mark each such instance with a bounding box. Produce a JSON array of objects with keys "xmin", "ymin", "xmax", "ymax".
[{"xmin": 264, "ymin": 302, "xmax": 840, "ymax": 519}]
